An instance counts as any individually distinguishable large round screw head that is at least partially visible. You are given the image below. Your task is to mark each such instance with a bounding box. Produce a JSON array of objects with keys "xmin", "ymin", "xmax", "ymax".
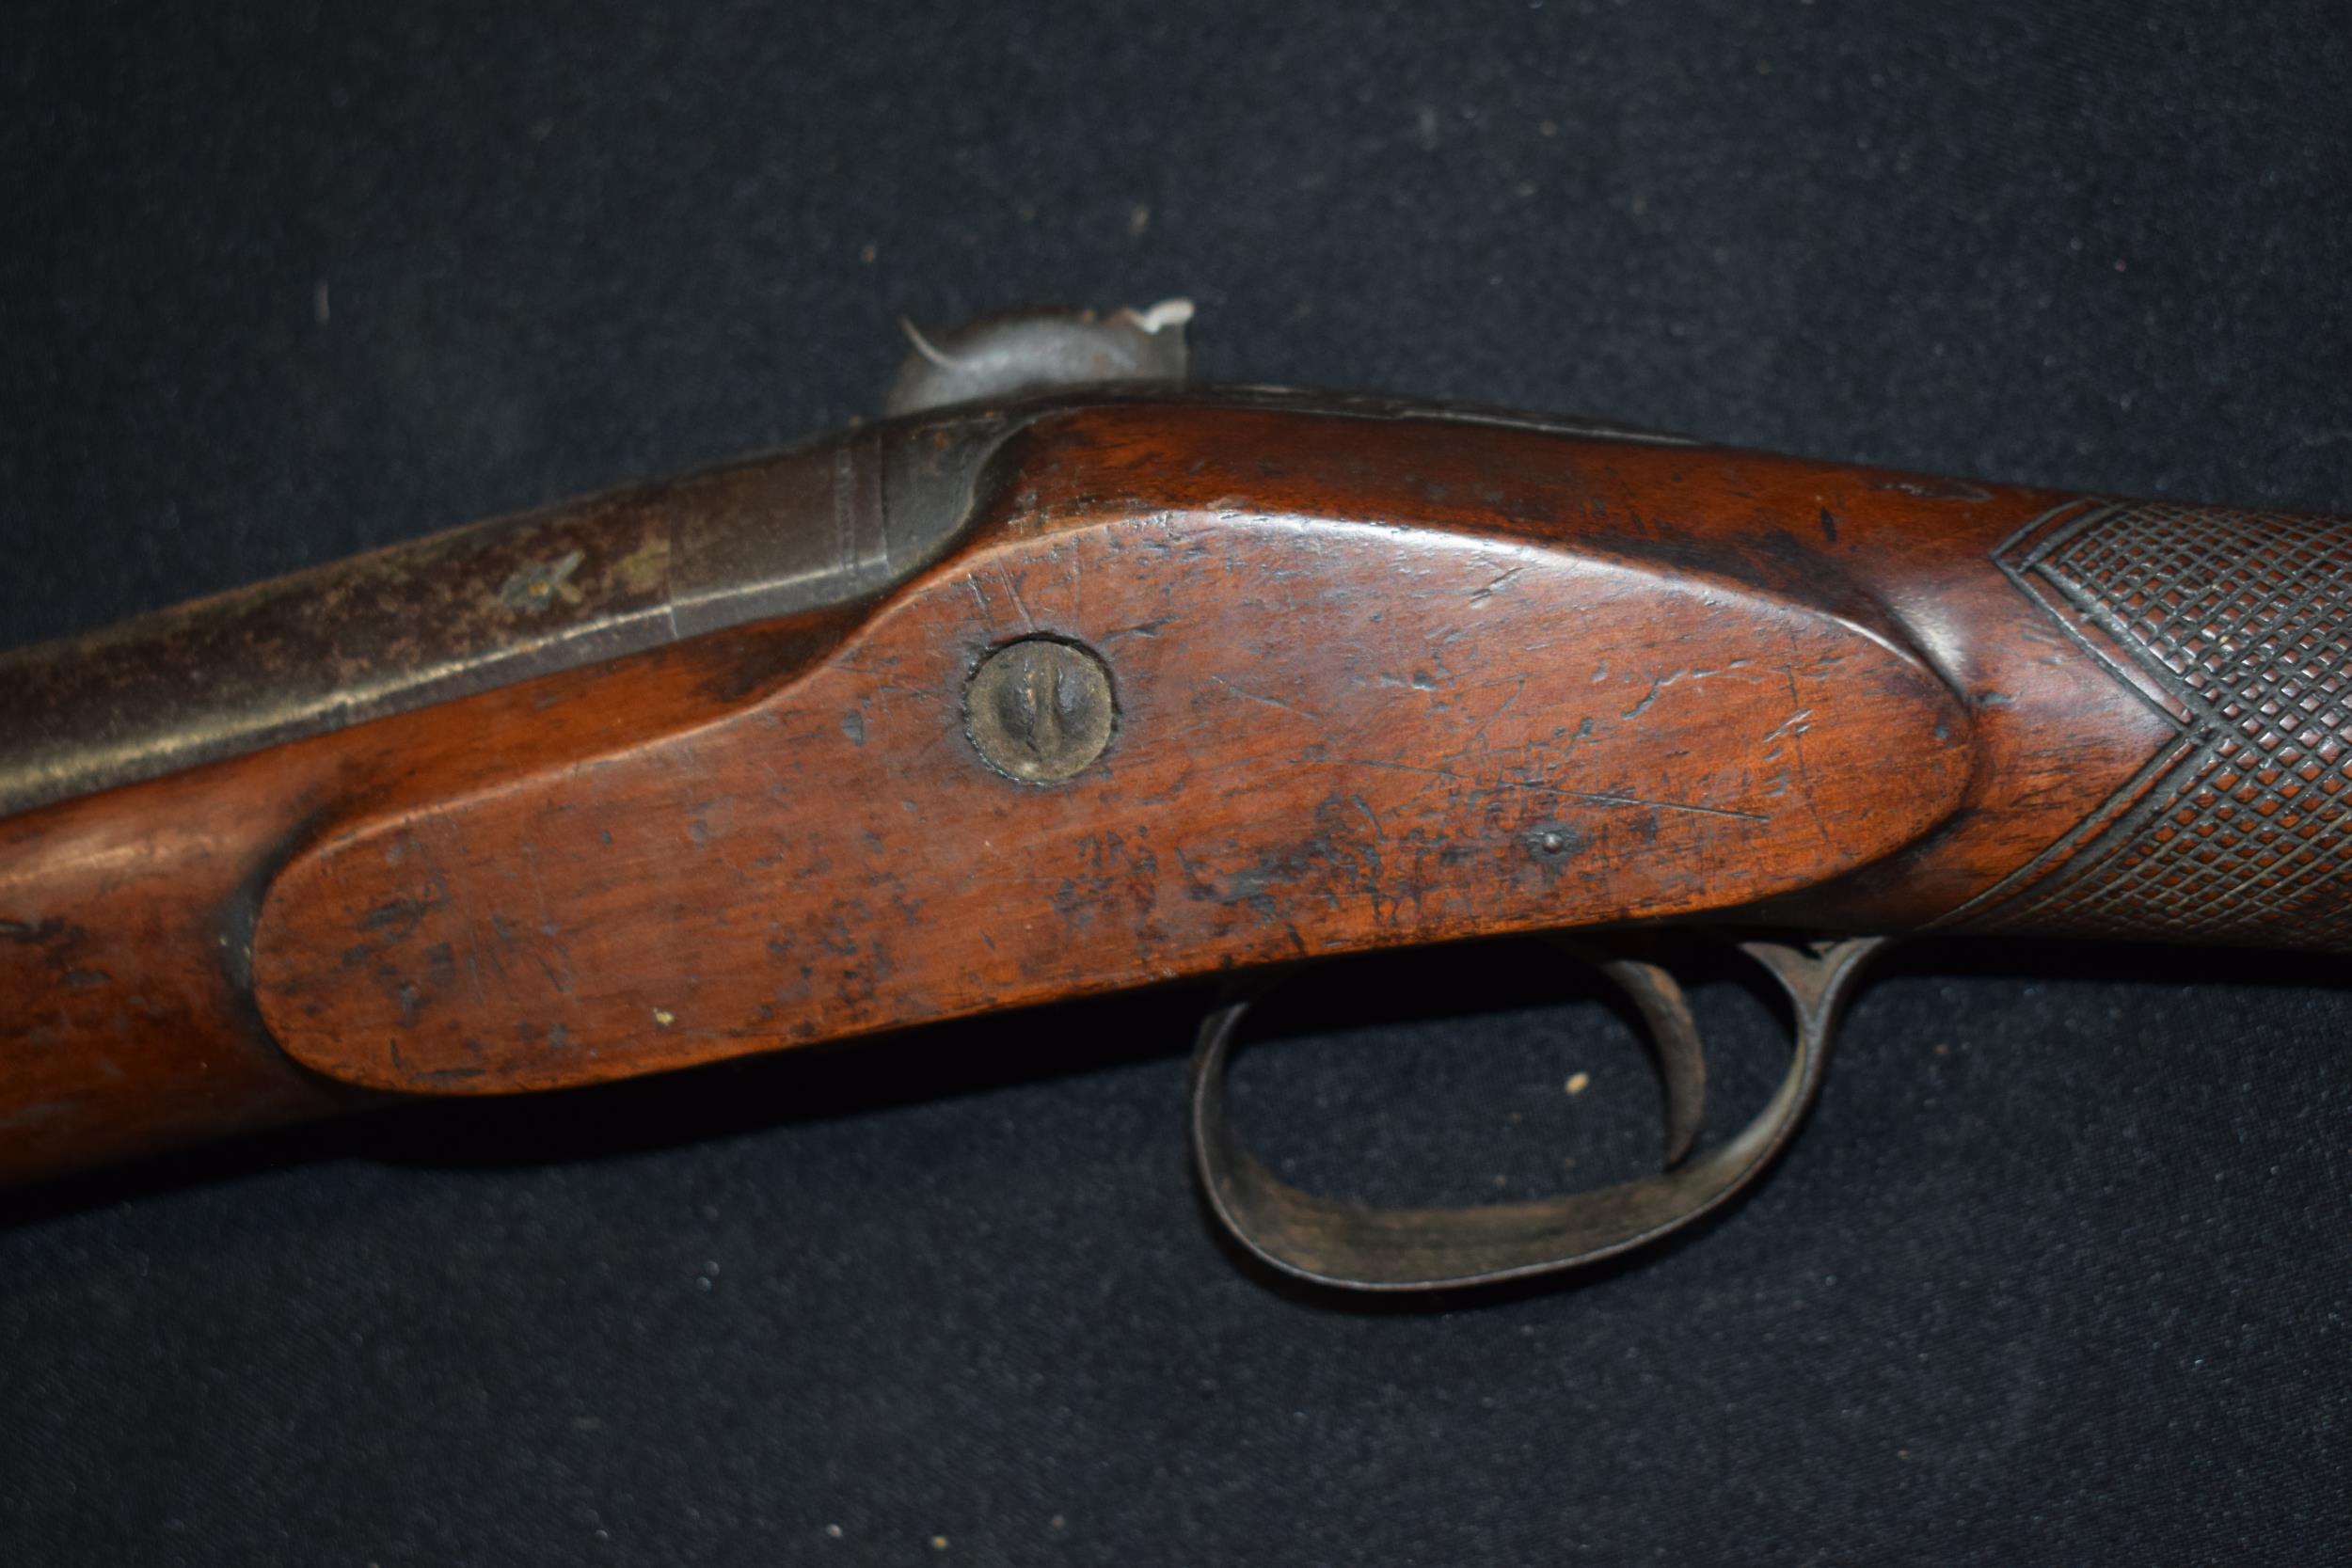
[{"xmin": 962, "ymin": 637, "xmax": 1117, "ymax": 784}]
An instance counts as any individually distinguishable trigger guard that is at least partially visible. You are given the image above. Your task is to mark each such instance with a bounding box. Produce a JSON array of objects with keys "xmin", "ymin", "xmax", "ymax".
[{"xmin": 1187, "ymin": 936, "xmax": 1889, "ymax": 1292}]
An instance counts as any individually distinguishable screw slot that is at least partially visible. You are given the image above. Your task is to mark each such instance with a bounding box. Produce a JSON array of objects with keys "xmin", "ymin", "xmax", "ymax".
[{"xmin": 962, "ymin": 637, "xmax": 1117, "ymax": 784}]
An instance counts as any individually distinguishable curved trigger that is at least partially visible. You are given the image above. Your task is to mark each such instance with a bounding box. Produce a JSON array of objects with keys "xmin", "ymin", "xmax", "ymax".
[
  {"xmin": 1187, "ymin": 934, "xmax": 1892, "ymax": 1292},
  {"xmin": 1555, "ymin": 940, "xmax": 1708, "ymax": 1168}
]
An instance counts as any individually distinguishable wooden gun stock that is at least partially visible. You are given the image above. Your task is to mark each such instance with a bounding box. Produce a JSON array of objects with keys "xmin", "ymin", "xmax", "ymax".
[{"xmin": 4, "ymin": 318, "xmax": 2346, "ymax": 1283}]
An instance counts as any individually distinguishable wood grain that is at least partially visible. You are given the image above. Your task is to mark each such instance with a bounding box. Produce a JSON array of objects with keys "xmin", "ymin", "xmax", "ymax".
[
  {"xmin": 250, "ymin": 408, "xmax": 1975, "ymax": 1094},
  {"xmin": 4, "ymin": 399, "xmax": 2344, "ymax": 1180}
]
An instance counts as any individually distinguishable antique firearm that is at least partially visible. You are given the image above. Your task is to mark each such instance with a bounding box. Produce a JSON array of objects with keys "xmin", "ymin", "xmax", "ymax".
[{"xmin": 4, "ymin": 306, "xmax": 2345, "ymax": 1290}]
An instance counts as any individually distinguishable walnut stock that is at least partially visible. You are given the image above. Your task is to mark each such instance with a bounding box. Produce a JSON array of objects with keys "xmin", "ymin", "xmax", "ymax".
[{"xmin": 2, "ymin": 392, "xmax": 2346, "ymax": 1183}]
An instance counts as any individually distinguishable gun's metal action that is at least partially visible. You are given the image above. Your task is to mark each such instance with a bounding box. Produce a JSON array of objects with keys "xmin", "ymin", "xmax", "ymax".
[{"xmin": 3, "ymin": 307, "xmax": 2345, "ymax": 1288}]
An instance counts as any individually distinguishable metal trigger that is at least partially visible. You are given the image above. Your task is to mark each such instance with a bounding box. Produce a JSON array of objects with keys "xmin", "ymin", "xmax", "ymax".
[
  {"xmin": 1551, "ymin": 939, "xmax": 1708, "ymax": 1168},
  {"xmin": 1188, "ymin": 935, "xmax": 1892, "ymax": 1292}
]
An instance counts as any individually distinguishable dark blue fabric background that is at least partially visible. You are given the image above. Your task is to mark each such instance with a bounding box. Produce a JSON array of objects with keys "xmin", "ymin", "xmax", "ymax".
[{"xmin": 2, "ymin": 2, "xmax": 2347, "ymax": 1562}]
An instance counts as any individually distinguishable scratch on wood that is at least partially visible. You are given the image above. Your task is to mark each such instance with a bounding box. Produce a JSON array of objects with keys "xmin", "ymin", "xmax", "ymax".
[
  {"xmin": 1458, "ymin": 676, "xmax": 1528, "ymax": 752},
  {"xmin": 1621, "ymin": 659, "xmax": 1757, "ymax": 719},
  {"xmin": 1104, "ymin": 618, "xmax": 1174, "ymax": 641},
  {"xmin": 1779, "ymin": 651, "xmax": 1835, "ymax": 847},
  {"xmin": 1556, "ymin": 789, "xmax": 1768, "ymax": 824},
  {"xmin": 1469, "ymin": 565, "xmax": 1526, "ymax": 605},
  {"xmin": 996, "ymin": 565, "xmax": 1038, "ymax": 631},
  {"xmin": 1209, "ymin": 674, "xmax": 1319, "ymax": 720}
]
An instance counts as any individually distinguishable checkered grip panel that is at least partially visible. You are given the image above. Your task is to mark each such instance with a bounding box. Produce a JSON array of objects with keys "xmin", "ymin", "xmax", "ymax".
[{"xmin": 1972, "ymin": 502, "xmax": 2352, "ymax": 947}]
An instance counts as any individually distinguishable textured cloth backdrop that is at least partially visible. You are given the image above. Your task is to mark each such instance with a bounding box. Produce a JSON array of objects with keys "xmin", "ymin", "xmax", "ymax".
[{"xmin": 3, "ymin": 2, "xmax": 2348, "ymax": 1563}]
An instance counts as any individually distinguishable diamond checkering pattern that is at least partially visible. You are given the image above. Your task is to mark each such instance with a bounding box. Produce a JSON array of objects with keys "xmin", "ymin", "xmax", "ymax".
[{"xmin": 1972, "ymin": 501, "xmax": 2352, "ymax": 946}]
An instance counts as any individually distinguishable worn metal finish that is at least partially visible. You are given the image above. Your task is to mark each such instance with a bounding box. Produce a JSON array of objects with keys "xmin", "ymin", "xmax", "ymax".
[
  {"xmin": 1188, "ymin": 937, "xmax": 1887, "ymax": 1291},
  {"xmin": 0, "ymin": 396, "xmax": 1691, "ymax": 819},
  {"xmin": 885, "ymin": 300, "xmax": 1194, "ymax": 416},
  {"xmin": 0, "ymin": 413, "xmax": 1011, "ymax": 817},
  {"xmin": 962, "ymin": 637, "xmax": 1118, "ymax": 784},
  {"xmin": 1554, "ymin": 938, "xmax": 1708, "ymax": 1165}
]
